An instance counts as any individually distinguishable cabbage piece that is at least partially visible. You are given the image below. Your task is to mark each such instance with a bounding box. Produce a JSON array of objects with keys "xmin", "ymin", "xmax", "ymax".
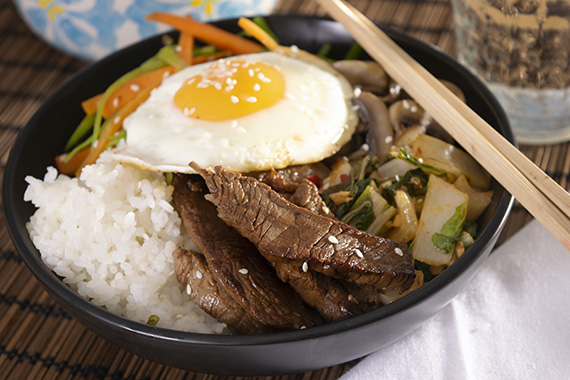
[
  {"xmin": 412, "ymin": 134, "xmax": 490, "ymax": 190},
  {"xmin": 340, "ymin": 185, "xmax": 396, "ymax": 235},
  {"xmin": 412, "ymin": 174, "xmax": 468, "ymax": 266}
]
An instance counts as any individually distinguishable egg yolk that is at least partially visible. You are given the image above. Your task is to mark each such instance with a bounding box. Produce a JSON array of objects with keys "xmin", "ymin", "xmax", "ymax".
[{"xmin": 173, "ymin": 58, "xmax": 285, "ymax": 121}]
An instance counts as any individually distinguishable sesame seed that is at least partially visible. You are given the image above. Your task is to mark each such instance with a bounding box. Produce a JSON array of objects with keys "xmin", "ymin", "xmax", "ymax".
[
  {"xmin": 395, "ymin": 247, "xmax": 404, "ymax": 256},
  {"xmin": 353, "ymin": 87, "xmax": 362, "ymax": 97},
  {"xmin": 196, "ymin": 271, "xmax": 203, "ymax": 279},
  {"xmin": 328, "ymin": 236, "xmax": 339, "ymax": 244},
  {"xmin": 186, "ymin": 284, "xmax": 192, "ymax": 295},
  {"xmin": 253, "ymin": 83, "xmax": 261, "ymax": 91},
  {"xmin": 231, "ymin": 95, "xmax": 239, "ymax": 104},
  {"xmin": 385, "ymin": 135, "xmax": 393, "ymax": 144},
  {"xmin": 354, "ymin": 249, "xmax": 364, "ymax": 258},
  {"xmin": 361, "ymin": 143, "xmax": 369, "ymax": 152},
  {"xmin": 113, "ymin": 116, "xmax": 121, "ymax": 125},
  {"xmin": 395, "ymin": 174, "xmax": 400, "ymax": 181},
  {"xmin": 112, "ymin": 98, "xmax": 119, "ymax": 108},
  {"xmin": 302, "ymin": 262, "xmax": 309, "ymax": 273},
  {"xmin": 300, "ymin": 325, "xmax": 306, "ymax": 329},
  {"xmin": 231, "ymin": 120, "xmax": 238, "ymax": 128},
  {"xmin": 246, "ymin": 96, "xmax": 257, "ymax": 103},
  {"xmin": 130, "ymin": 84, "xmax": 140, "ymax": 92},
  {"xmin": 418, "ymin": 157, "xmax": 424, "ymax": 164},
  {"xmin": 291, "ymin": 45, "xmax": 299, "ymax": 53},
  {"xmin": 239, "ymin": 268, "xmax": 249, "ymax": 274},
  {"xmin": 322, "ymin": 205, "xmax": 330, "ymax": 214}
]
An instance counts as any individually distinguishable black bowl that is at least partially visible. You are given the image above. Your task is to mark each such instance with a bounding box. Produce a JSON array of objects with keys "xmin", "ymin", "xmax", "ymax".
[{"xmin": 3, "ymin": 15, "xmax": 514, "ymax": 376}]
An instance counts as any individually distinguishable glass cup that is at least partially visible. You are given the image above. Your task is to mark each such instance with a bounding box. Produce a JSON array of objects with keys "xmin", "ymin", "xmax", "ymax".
[{"xmin": 450, "ymin": 0, "xmax": 570, "ymax": 144}]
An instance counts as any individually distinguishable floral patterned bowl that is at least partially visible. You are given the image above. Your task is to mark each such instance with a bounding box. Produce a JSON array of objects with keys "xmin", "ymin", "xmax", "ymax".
[{"xmin": 13, "ymin": 0, "xmax": 279, "ymax": 61}]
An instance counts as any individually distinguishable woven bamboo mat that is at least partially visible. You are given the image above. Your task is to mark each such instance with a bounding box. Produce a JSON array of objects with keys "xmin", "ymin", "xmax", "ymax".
[{"xmin": 0, "ymin": 0, "xmax": 568, "ymax": 379}]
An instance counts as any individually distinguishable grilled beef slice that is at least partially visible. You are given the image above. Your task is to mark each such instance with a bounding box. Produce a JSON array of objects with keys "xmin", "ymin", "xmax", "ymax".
[
  {"xmin": 273, "ymin": 261, "xmax": 378, "ymax": 321},
  {"xmin": 172, "ymin": 174, "xmax": 315, "ymax": 331},
  {"xmin": 289, "ymin": 178, "xmax": 334, "ymax": 218},
  {"xmin": 172, "ymin": 248, "xmax": 270, "ymax": 334},
  {"xmin": 246, "ymin": 163, "xmax": 330, "ymax": 194},
  {"xmin": 190, "ymin": 163, "xmax": 416, "ymax": 293}
]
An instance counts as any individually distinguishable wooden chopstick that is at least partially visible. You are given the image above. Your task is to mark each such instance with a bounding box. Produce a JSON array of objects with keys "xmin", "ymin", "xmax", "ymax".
[{"xmin": 315, "ymin": 0, "xmax": 570, "ymax": 250}]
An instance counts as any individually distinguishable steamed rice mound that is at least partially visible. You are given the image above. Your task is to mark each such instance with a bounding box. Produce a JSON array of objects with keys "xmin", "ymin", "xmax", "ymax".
[{"xmin": 24, "ymin": 151, "xmax": 226, "ymax": 334}]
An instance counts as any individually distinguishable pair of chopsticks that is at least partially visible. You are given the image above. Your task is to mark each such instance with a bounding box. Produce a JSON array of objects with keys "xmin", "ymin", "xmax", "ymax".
[{"xmin": 315, "ymin": 0, "xmax": 570, "ymax": 251}]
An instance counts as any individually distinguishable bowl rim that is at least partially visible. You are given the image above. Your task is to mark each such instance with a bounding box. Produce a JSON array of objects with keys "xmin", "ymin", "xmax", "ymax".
[{"xmin": 3, "ymin": 14, "xmax": 515, "ymax": 348}]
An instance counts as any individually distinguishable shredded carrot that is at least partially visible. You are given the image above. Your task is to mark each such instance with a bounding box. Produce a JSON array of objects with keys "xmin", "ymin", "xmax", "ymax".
[
  {"xmin": 146, "ymin": 12, "xmax": 263, "ymax": 55},
  {"xmin": 192, "ymin": 50, "xmax": 232, "ymax": 64},
  {"xmin": 237, "ymin": 17, "xmax": 279, "ymax": 51},
  {"xmin": 55, "ymin": 146, "xmax": 91, "ymax": 175},
  {"xmin": 102, "ymin": 66, "xmax": 175, "ymax": 118},
  {"xmin": 177, "ymin": 20, "xmax": 195, "ymax": 65},
  {"xmin": 81, "ymin": 94, "xmax": 103, "ymax": 115},
  {"xmin": 79, "ymin": 66, "xmax": 175, "ymax": 119},
  {"xmin": 75, "ymin": 79, "xmax": 162, "ymax": 177}
]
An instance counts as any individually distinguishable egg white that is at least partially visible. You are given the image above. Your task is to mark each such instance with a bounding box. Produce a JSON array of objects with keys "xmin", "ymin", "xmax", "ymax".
[{"xmin": 114, "ymin": 51, "xmax": 358, "ymax": 173}]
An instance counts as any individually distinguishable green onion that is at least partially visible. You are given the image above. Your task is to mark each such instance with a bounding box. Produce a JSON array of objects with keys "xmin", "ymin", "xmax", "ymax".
[
  {"xmin": 253, "ymin": 17, "xmax": 279, "ymax": 43},
  {"xmin": 344, "ymin": 42, "xmax": 363, "ymax": 60},
  {"xmin": 64, "ymin": 113, "xmax": 95, "ymax": 152}
]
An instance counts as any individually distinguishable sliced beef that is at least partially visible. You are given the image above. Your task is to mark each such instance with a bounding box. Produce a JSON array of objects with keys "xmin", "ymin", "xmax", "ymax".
[
  {"xmin": 172, "ymin": 174, "xmax": 315, "ymax": 332},
  {"xmin": 273, "ymin": 261, "xmax": 378, "ymax": 321},
  {"xmin": 289, "ymin": 179, "xmax": 334, "ymax": 218},
  {"xmin": 246, "ymin": 163, "xmax": 330, "ymax": 193},
  {"xmin": 172, "ymin": 248, "xmax": 270, "ymax": 334},
  {"xmin": 190, "ymin": 163, "xmax": 415, "ymax": 293}
]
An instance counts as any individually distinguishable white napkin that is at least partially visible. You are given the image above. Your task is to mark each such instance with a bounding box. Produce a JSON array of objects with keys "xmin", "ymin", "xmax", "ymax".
[{"xmin": 340, "ymin": 219, "xmax": 570, "ymax": 380}]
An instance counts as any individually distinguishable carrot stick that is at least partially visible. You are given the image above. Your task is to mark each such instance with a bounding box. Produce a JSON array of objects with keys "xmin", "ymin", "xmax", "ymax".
[
  {"xmin": 177, "ymin": 18, "xmax": 195, "ymax": 65},
  {"xmin": 146, "ymin": 12, "xmax": 263, "ymax": 55},
  {"xmin": 55, "ymin": 146, "xmax": 91, "ymax": 176},
  {"xmin": 81, "ymin": 94, "xmax": 102, "ymax": 115},
  {"xmin": 75, "ymin": 79, "xmax": 162, "ymax": 177},
  {"xmin": 237, "ymin": 17, "xmax": 279, "ymax": 51},
  {"xmin": 102, "ymin": 66, "xmax": 175, "ymax": 118}
]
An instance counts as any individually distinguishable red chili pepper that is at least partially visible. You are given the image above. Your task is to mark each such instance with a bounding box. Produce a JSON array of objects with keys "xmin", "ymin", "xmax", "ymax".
[
  {"xmin": 340, "ymin": 174, "xmax": 350, "ymax": 183},
  {"xmin": 306, "ymin": 174, "xmax": 322, "ymax": 188}
]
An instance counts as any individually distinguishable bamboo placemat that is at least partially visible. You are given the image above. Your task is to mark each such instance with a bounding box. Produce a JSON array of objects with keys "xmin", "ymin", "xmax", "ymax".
[{"xmin": 0, "ymin": 0, "xmax": 568, "ymax": 379}]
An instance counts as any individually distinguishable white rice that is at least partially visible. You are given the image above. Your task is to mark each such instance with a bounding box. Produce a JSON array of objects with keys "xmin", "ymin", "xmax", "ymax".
[{"xmin": 24, "ymin": 151, "xmax": 226, "ymax": 334}]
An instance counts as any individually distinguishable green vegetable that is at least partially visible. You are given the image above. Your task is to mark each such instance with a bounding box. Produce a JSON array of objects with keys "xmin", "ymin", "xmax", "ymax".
[
  {"xmin": 381, "ymin": 168, "xmax": 428, "ymax": 206},
  {"xmin": 414, "ymin": 260, "xmax": 436, "ymax": 282},
  {"xmin": 253, "ymin": 17, "xmax": 279, "ymax": 43},
  {"xmin": 146, "ymin": 314, "xmax": 160, "ymax": 326},
  {"xmin": 344, "ymin": 42, "xmax": 363, "ymax": 60},
  {"xmin": 64, "ymin": 113, "xmax": 96, "ymax": 152},
  {"xmin": 431, "ymin": 202, "xmax": 467, "ymax": 254},
  {"xmin": 156, "ymin": 45, "xmax": 190, "ymax": 70},
  {"xmin": 194, "ymin": 44, "xmax": 218, "ymax": 56},
  {"xmin": 317, "ymin": 43, "xmax": 332, "ymax": 58},
  {"xmin": 396, "ymin": 148, "xmax": 446, "ymax": 177},
  {"xmin": 340, "ymin": 185, "xmax": 396, "ymax": 235}
]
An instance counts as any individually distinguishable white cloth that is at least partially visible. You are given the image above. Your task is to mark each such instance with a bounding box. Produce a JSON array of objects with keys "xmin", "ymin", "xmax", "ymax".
[{"xmin": 340, "ymin": 219, "xmax": 570, "ymax": 380}]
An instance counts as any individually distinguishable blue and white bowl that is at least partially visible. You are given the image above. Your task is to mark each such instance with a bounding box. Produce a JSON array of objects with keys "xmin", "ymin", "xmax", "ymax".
[{"xmin": 13, "ymin": 0, "xmax": 279, "ymax": 61}]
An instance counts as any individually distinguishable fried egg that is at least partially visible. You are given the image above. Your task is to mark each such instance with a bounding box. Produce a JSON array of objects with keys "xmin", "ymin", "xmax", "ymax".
[{"xmin": 115, "ymin": 51, "xmax": 358, "ymax": 173}]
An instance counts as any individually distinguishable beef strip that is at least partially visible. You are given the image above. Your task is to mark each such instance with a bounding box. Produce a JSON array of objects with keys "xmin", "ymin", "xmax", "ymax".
[
  {"xmin": 289, "ymin": 178, "xmax": 334, "ymax": 218},
  {"xmin": 172, "ymin": 174, "xmax": 315, "ymax": 331},
  {"xmin": 246, "ymin": 163, "xmax": 330, "ymax": 193},
  {"xmin": 172, "ymin": 248, "xmax": 270, "ymax": 334},
  {"xmin": 190, "ymin": 163, "xmax": 416, "ymax": 293},
  {"xmin": 273, "ymin": 261, "xmax": 378, "ymax": 321}
]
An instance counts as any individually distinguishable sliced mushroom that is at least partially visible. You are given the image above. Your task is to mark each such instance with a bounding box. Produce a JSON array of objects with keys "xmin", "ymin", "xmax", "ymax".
[
  {"xmin": 388, "ymin": 99, "xmax": 453, "ymax": 143},
  {"xmin": 354, "ymin": 91, "xmax": 393, "ymax": 162},
  {"xmin": 380, "ymin": 80, "xmax": 406, "ymax": 105},
  {"xmin": 333, "ymin": 60, "xmax": 389, "ymax": 94},
  {"xmin": 388, "ymin": 99, "xmax": 430, "ymax": 138}
]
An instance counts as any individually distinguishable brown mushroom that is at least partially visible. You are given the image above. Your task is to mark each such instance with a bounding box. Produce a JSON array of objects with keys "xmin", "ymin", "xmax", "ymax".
[
  {"xmin": 333, "ymin": 60, "xmax": 389, "ymax": 94},
  {"xmin": 354, "ymin": 91, "xmax": 393, "ymax": 162},
  {"xmin": 388, "ymin": 99, "xmax": 453, "ymax": 143}
]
